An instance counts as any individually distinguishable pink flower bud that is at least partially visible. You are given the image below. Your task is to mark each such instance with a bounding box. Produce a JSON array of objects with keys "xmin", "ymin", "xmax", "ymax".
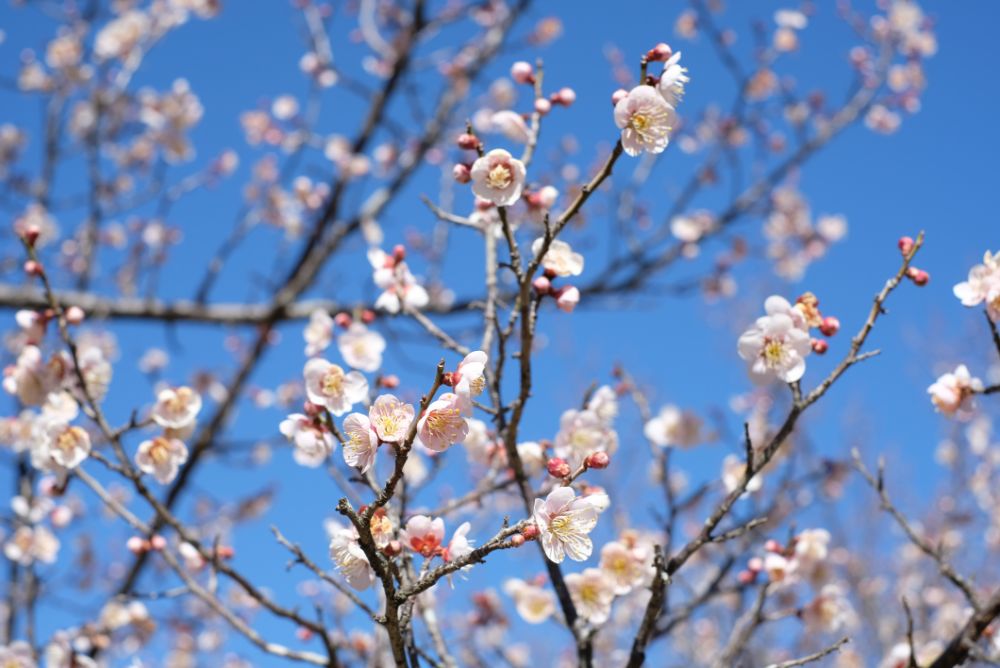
[
  {"xmin": 384, "ymin": 540, "xmax": 402, "ymax": 556},
  {"xmin": 534, "ymin": 98, "xmax": 552, "ymax": 115},
  {"xmin": 552, "ymin": 87, "xmax": 576, "ymax": 106},
  {"xmin": 521, "ymin": 524, "xmax": 540, "ymax": 540},
  {"xmin": 737, "ymin": 570, "xmax": 755, "ymax": 585},
  {"xmin": 546, "ymin": 457, "xmax": 571, "ymax": 478},
  {"xmin": 907, "ymin": 267, "xmax": 929, "ymax": 286},
  {"xmin": 361, "ymin": 309, "xmax": 376, "ymax": 324},
  {"xmin": 296, "ymin": 627, "xmax": 314, "ymax": 642},
  {"xmin": 64, "ymin": 305, "xmax": 85, "ymax": 325},
  {"xmin": 392, "ymin": 244, "xmax": 406, "ymax": 263},
  {"xmin": 555, "ymin": 285, "xmax": 580, "ymax": 313},
  {"xmin": 585, "ymin": 451, "xmax": 610, "ymax": 469},
  {"xmin": 532, "ymin": 276, "xmax": 551, "ymax": 295},
  {"xmin": 611, "ymin": 88, "xmax": 628, "ymax": 106},
  {"xmin": 511, "ymin": 534, "xmax": 526, "ymax": 547},
  {"xmin": 126, "ymin": 536, "xmax": 148, "ymax": 554},
  {"xmin": 23, "ymin": 260, "xmax": 43, "ymax": 277},
  {"xmin": 764, "ymin": 539, "xmax": 783, "ymax": 553},
  {"xmin": 897, "ymin": 236, "xmax": 915, "ymax": 255},
  {"xmin": 646, "ymin": 42, "xmax": 673, "ymax": 62},
  {"xmin": 150, "ymin": 534, "xmax": 167, "ymax": 551},
  {"xmin": 217, "ymin": 545, "xmax": 235, "ymax": 559},
  {"xmin": 303, "ymin": 401, "xmax": 324, "ymax": 417},
  {"xmin": 380, "ymin": 374, "xmax": 400, "ymax": 389},
  {"xmin": 334, "ymin": 312, "xmax": 353, "ymax": 328},
  {"xmin": 457, "ymin": 133, "xmax": 480, "ymax": 150},
  {"xmin": 818, "ymin": 316, "xmax": 840, "ymax": 337},
  {"xmin": 510, "ymin": 61, "xmax": 535, "ymax": 85},
  {"xmin": 22, "ymin": 224, "xmax": 40, "ymax": 246},
  {"xmin": 453, "ymin": 163, "xmax": 471, "ymax": 183},
  {"xmin": 747, "ymin": 557, "xmax": 764, "ymax": 572},
  {"xmin": 811, "ymin": 338, "xmax": 828, "ymax": 354}
]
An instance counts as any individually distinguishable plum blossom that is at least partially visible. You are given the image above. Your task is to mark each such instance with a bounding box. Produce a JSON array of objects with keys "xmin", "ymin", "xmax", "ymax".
[
  {"xmin": 444, "ymin": 522, "xmax": 474, "ymax": 563},
  {"xmin": 470, "ymin": 149, "xmax": 526, "ymax": 206},
  {"xmin": 3, "ymin": 346, "xmax": 56, "ymax": 406},
  {"xmin": 599, "ymin": 540, "xmax": 649, "ymax": 594},
  {"xmin": 503, "ymin": 578, "xmax": 556, "ymax": 624},
  {"xmin": 554, "ymin": 408, "xmax": 618, "ymax": 465},
  {"xmin": 928, "ymin": 364, "xmax": 983, "ymax": 418},
  {"xmin": 490, "ymin": 110, "xmax": 532, "ymax": 144},
  {"xmin": 533, "ymin": 486, "xmax": 599, "ymax": 563},
  {"xmin": 802, "ymin": 584, "xmax": 853, "ymax": 633},
  {"xmin": 135, "ymin": 436, "xmax": 189, "ymax": 484},
  {"xmin": 953, "ymin": 250, "xmax": 1000, "ymax": 321},
  {"xmin": 614, "ymin": 85, "xmax": 675, "ymax": 156},
  {"xmin": 737, "ymin": 296, "xmax": 812, "ymax": 384},
  {"xmin": 586, "ymin": 385, "xmax": 619, "ymax": 423},
  {"xmin": 657, "ymin": 52, "xmax": 689, "ymax": 106},
  {"xmin": 279, "ymin": 414, "xmax": 335, "ymax": 467},
  {"xmin": 764, "ymin": 552, "xmax": 797, "ymax": 585},
  {"xmin": 151, "ymin": 386, "xmax": 202, "ymax": 429},
  {"xmin": 337, "ymin": 323, "xmax": 385, "ymax": 373},
  {"xmin": 368, "ymin": 247, "xmax": 430, "ymax": 314},
  {"xmin": 328, "ymin": 522, "xmax": 374, "ymax": 590},
  {"xmin": 4, "ymin": 525, "xmax": 59, "ymax": 565},
  {"xmin": 0, "ymin": 641, "xmax": 35, "ymax": 668},
  {"xmin": 303, "ymin": 359, "xmax": 368, "ymax": 416},
  {"xmin": 721, "ymin": 454, "xmax": 762, "ymax": 494},
  {"xmin": 400, "ymin": 515, "xmax": 445, "ymax": 558},
  {"xmin": 531, "ymin": 238, "xmax": 584, "ymax": 277},
  {"xmin": 453, "ymin": 350, "xmax": 487, "ymax": 413},
  {"xmin": 418, "ymin": 393, "xmax": 468, "ymax": 452},
  {"xmin": 370, "ymin": 508, "xmax": 393, "ymax": 549},
  {"xmin": 304, "ymin": 309, "xmax": 334, "ymax": 356},
  {"xmin": 369, "ymin": 394, "xmax": 415, "ymax": 443},
  {"xmin": 565, "ymin": 568, "xmax": 615, "ymax": 624},
  {"xmin": 643, "ymin": 405, "xmax": 703, "ymax": 448},
  {"xmin": 94, "ymin": 10, "xmax": 150, "ymax": 61},
  {"xmin": 342, "ymin": 412, "xmax": 378, "ymax": 472},
  {"xmin": 42, "ymin": 422, "xmax": 91, "ymax": 470}
]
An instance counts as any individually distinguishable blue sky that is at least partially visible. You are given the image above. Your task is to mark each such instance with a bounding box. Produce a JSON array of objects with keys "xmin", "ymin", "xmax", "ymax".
[{"xmin": 0, "ymin": 0, "xmax": 997, "ymax": 665}]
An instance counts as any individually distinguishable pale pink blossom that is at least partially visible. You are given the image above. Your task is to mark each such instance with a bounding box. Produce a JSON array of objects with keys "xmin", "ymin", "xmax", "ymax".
[
  {"xmin": 503, "ymin": 578, "xmax": 556, "ymax": 624},
  {"xmin": 443, "ymin": 522, "xmax": 474, "ymax": 563},
  {"xmin": 554, "ymin": 408, "xmax": 618, "ymax": 465},
  {"xmin": 470, "ymin": 149, "xmax": 526, "ymax": 206},
  {"xmin": 737, "ymin": 296, "xmax": 812, "ymax": 384},
  {"xmin": 614, "ymin": 85, "xmax": 676, "ymax": 156},
  {"xmin": 531, "ymin": 238, "xmax": 584, "ymax": 277},
  {"xmin": 304, "ymin": 309, "xmax": 334, "ymax": 356},
  {"xmin": 337, "ymin": 323, "xmax": 385, "ymax": 373},
  {"xmin": 533, "ymin": 486, "xmax": 599, "ymax": 563},
  {"xmin": 368, "ymin": 248, "xmax": 430, "ymax": 314},
  {"xmin": 721, "ymin": 454, "xmax": 762, "ymax": 494},
  {"xmin": 586, "ymin": 385, "xmax": 619, "ymax": 424},
  {"xmin": 0, "ymin": 641, "xmax": 35, "ymax": 667},
  {"xmin": 928, "ymin": 364, "xmax": 983, "ymax": 417},
  {"xmin": 953, "ymin": 250, "xmax": 1000, "ymax": 321},
  {"xmin": 556, "ymin": 286, "xmax": 581, "ymax": 313},
  {"xmin": 400, "ymin": 515, "xmax": 445, "ymax": 558},
  {"xmin": 599, "ymin": 540, "xmax": 648, "ymax": 594},
  {"xmin": 303, "ymin": 359, "xmax": 368, "ymax": 416},
  {"xmin": 135, "ymin": 436, "xmax": 189, "ymax": 484},
  {"xmin": 802, "ymin": 584, "xmax": 853, "ymax": 633},
  {"xmin": 454, "ymin": 350, "xmax": 487, "ymax": 412},
  {"xmin": 369, "ymin": 394, "xmax": 415, "ymax": 443},
  {"xmin": 94, "ymin": 10, "xmax": 150, "ymax": 61},
  {"xmin": 151, "ymin": 386, "xmax": 203, "ymax": 429},
  {"xmin": 279, "ymin": 414, "xmax": 335, "ymax": 468},
  {"xmin": 643, "ymin": 405, "xmax": 703, "ymax": 448},
  {"xmin": 342, "ymin": 412, "xmax": 378, "ymax": 473},
  {"xmin": 3, "ymin": 346, "xmax": 54, "ymax": 406},
  {"xmin": 490, "ymin": 110, "xmax": 533, "ymax": 144},
  {"xmin": 565, "ymin": 568, "xmax": 615, "ymax": 624},
  {"xmin": 4, "ymin": 525, "xmax": 59, "ymax": 565},
  {"xmin": 657, "ymin": 52, "xmax": 689, "ymax": 106},
  {"xmin": 370, "ymin": 509, "xmax": 393, "ymax": 549},
  {"xmin": 328, "ymin": 522, "xmax": 374, "ymax": 590},
  {"xmin": 763, "ymin": 552, "xmax": 796, "ymax": 585},
  {"xmin": 43, "ymin": 422, "xmax": 91, "ymax": 470},
  {"xmin": 418, "ymin": 393, "xmax": 468, "ymax": 452}
]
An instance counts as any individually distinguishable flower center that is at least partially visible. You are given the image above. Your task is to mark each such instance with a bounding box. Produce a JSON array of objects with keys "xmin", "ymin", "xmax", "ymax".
[
  {"xmin": 321, "ymin": 366, "xmax": 345, "ymax": 396},
  {"xmin": 630, "ymin": 113, "xmax": 650, "ymax": 132},
  {"xmin": 150, "ymin": 438, "xmax": 171, "ymax": 464},
  {"xmin": 486, "ymin": 163, "xmax": 512, "ymax": 189},
  {"xmin": 56, "ymin": 427, "xmax": 84, "ymax": 453},
  {"xmin": 762, "ymin": 339, "xmax": 786, "ymax": 366},
  {"xmin": 549, "ymin": 514, "xmax": 574, "ymax": 538}
]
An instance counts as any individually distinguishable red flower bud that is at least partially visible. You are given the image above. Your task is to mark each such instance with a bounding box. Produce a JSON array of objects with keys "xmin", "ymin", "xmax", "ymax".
[
  {"xmin": 334, "ymin": 312, "xmax": 352, "ymax": 329},
  {"xmin": 898, "ymin": 236, "xmax": 915, "ymax": 255},
  {"xmin": 457, "ymin": 133, "xmax": 480, "ymax": 150},
  {"xmin": 646, "ymin": 42, "xmax": 673, "ymax": 62},
  {"xmin": 584, "ymin": 451, "xmax": 610, "ymax": 469},
  {"xmin": 532, "ymin": 276, "xmax": 551, "ymax": 295},
  {"xmin": 361, "ymin": 309, "xmax": 376, "ymax": 324},
  {"xmin": 811, "ymin": 338, "xmax": 829, "ymax": 354},
  {"xmin": 453, "ymin": 163, "xmax": 471, "ymax": 183},
  {"xmin": 23, "ymin": 260, "xmax": 43, "ymax": 277},
  {"xmin": 521, "ymin": 524, "xmax": 540, "ymax": 540},
  {"xmin": 907, "ymin": 267, "xmax": 929, "ymax": 286},
  {"xmin": 546, "ymin": 457, "xmax": 571, "ymax": 478},
  {"xmin": 818, "ymin": 316, "xmax": 840, "ymax": 337}
]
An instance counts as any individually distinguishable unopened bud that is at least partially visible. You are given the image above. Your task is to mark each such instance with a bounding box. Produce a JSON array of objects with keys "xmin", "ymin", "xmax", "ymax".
[
  {"xmin": 646, "ymin": 42, "xmax": 673, "ymax": 62},
  {"xmin": 126, "ymin": 536, "xmax": 148, "ymax": 554},
  {"xmin": 532, "ymin": 276, "xmax": 552, "ymax": 295},
  {"xmin": 380, "ymin": 374, "xmax": 400, "ymax": 389},
  {"xmin": 747, "ymin": 557, "xmax": 763, "ymax": 572},
  {"xmin": 361, "ymin": 309, "xmax": 376, "ymax": 324},
  {"xmin": 149, "ymin": 534, "xmax": 167, "ymax": 551},
  {"xmin": 510, "ymin": 61, "xmax": 534, "ymax": 85},
  {"xmin": 65, "ymin": 305, "xmax": 85, "ymax": 325},
  {"xmin": 384, "ymin": 540, "xmax": 402, "ymax": 556},
  {"xmin": 555, "ymin": 285, "xmax": 580, "ymax": 313},
  {"xmin": 334, "ymin": 312, "xmax": 352, "ymax": 328},
  {"xmin": 907, "ymin": 267, "xmax": 929, "ymax": 286},
  {"xmin": 511, "ymin": 533, "xmax": 526, "ymax": 547},
  {"xmin": 764, "ymin": 539, "xmax": 783, "ymax": 553},
  {"xmin": 737, "ymin": 570, "xmax": 756, "ymax": 585},
  {"xmin": 584, "ymin": 451, "xmax": 610, "ymax": 469},
  {"xmin": 818, "ymin": 316, "xmax": 840, "ymax": 337},
  {"xmin": 392, "ymin": 244, "xmax": 406, "ymax": 263},
  {"xmin": 898, "ymin": 236, "xmax": 915, "ymax": 255},
  {"xmin": 216, "ymin": 545, "xmax": 235, "ymax": 559},
  {"xmin": 552, "ymin": 87, "xmax": 576, "ymax": 106},
  {"xmin": 22, "ymin": 225, "xmax": 40, "ymax": 246},
  {"xmin": 811, "ymin": 338, "xmax": 828, "ymax": 354},
  {"xmin": 23, "ymin": 260, "xmax": 43, "ymax": 277},
  {"xmin": 453, "ymin": 163, "xmax": 471, "ymax": 183},
  {"xmin": 534, "ymin": 98, "xmax": 552, "ymax": 115},
  {"xmin": 457, "ymin": 133, "xmax": 479, "ymax": 150},
  {"xmin": 521, "ymin": 524, "xmax": 540, "ymax": 540},
  {"xmin": 546, "ymin": 457, "xmax": 571, "ymax": 478},
  {"xmin": 296, "ymin": 627, "xmax": 314, "ymax": 642},
  {"xmin": 611, "ymin": 88, "xmax": 628, "ymax": 106}
]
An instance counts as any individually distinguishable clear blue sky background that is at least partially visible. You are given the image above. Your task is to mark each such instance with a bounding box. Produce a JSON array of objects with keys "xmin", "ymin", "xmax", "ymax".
[{"xmin": 0, "ymin": 1, "xmax": 997, "ymax": 665}]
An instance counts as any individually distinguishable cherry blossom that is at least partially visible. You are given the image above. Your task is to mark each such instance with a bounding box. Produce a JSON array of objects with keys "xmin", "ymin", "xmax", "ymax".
[
  {"xmin": 151, "ymin": 386, "xmax": 203, "ymax": 429},
  {"xmin": 368, "ymin": 247, "xmax": 430, "ymax": 314},
  {"xmin": 953, "ymin": 250, "xmax": 1000, "ymax": 321},
  {"xmin": 503, "ymin": 578, "xmax": 556, "ymax": 624},
  {"xmin": 303, "ymin": 309, "xmax": 334, "ymax": 356},
  {"xmin": 533, "ymin": 486, "xmax": 599, "ymax": 563},
  {"xmin": 341, "ymin": 412, "xmax": 378, "ymax": 472},
  {"xmin": 614, "ymin": 85, "xmax": 675, "ymax": 156},
  {"xmin": 418, "ymin": 392, "xmax": 468, "ymax": 452},
  {"xmin": 337, "ymin": 323, "xmax": 386, "ymax": 373},
  {"xmin": 469, "ymin": 149, "xmax": 526, "ymax": 206},
  {"xmin": 531, "ymin": 238, "xmax": 584, "ymax": 277},
  {"xmin": 928, "ymin": 364, "xmax": 983, "ymax": 418},
  {"xmin": 565, "ymin": 568, "xmax": 615, "ymax": 624},
  {"xmin": 42, "ymin": 422, "xmax": 91, "ymax": 470},
  {"xmin": 643, "ymin": 404, "xmax": 703, "ymax": 448},
  {"xmin": 369, "ymin": 394, "xmax": 415, "ymax": 443},
  {"xmin": 135, "ymin": 436, "xmax": 189, "ymax": 484},
  {"xmin": 328, "ymin": 522, "xmax": 374, "ymax": 591},
  {"xmin": 401, "ymin": 515, "xmax": 445, "ymax": 558},
  {"xmin": 303, "ymin": 359, "xmax": 368, "ymax": 416},
  {"xmin": 279, "ymin": 413, "xmax": 335, "ymax": 467},
  {"xmin": 737, "ymin": 296, "xmax": 812, "ymax": 384}
]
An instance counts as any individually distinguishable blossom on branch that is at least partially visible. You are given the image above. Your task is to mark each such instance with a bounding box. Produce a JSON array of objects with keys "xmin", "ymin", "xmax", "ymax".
[{"xmin": 533, "ymin": 486, "xmax": 599, "ymax": 563}]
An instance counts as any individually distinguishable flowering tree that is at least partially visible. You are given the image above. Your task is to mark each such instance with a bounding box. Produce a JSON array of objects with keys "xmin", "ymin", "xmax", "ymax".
[{"xmin": 0, "ymin": 1, "xmax": 995, "ymax": 667}]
